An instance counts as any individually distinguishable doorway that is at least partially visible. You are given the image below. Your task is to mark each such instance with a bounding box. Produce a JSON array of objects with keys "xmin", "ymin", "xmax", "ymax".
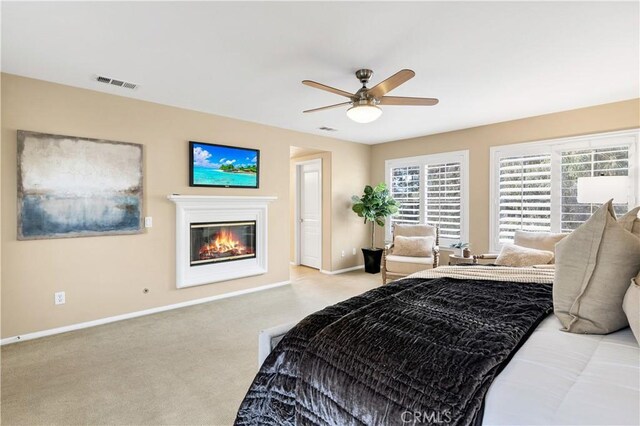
[{"xmin": 295, "ymin": 158, "xmax": 322, "ymax": 269}]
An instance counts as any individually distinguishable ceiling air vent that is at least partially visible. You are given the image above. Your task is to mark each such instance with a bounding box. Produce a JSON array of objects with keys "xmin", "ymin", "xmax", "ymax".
[
  {"xmin": 318, "ymin": 126, "xmax": 337, "ymax": 132},
  {"xmin": 95, "ymin": 75, "xmax": 138, "ymax": 90}
]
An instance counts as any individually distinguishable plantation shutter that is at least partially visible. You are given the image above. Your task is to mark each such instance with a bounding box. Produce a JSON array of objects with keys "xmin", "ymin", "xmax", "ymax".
[
  {"xmin": 498, "ymin": 153, "xmax": 552, "ymax": 244},
  {"xmin": 426, "ymin": 162, "xmax": 461, "ymax": 241},
  {"xmin": 560, "ymin": 145, "xmax": 630, "ymax": 232},
  {"xmin": 390, "ymin": 165, "xmax": 421, "ymax": 227}
]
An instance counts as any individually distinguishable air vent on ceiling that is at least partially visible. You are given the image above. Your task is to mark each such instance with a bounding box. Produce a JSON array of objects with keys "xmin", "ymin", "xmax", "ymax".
[
  {"xmin": 318, "ymin": 126, "xmax": 337, "ymax": 132},
  {"xmin": 95, "ymin": 75, "xmax": 138, "ymax": 90}
]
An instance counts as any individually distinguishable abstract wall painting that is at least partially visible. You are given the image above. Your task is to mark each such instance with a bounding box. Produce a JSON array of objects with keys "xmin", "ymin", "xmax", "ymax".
[{"xmin": 17, "ymin": 130, "xmax": 143, "ymax": 240}]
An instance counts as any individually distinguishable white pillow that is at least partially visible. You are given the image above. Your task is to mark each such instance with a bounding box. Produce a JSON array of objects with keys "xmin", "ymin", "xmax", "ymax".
[
  {"xmin": 623, "ymin": 272, "xmax": 640, "ymax": 345},
  {"xmin": 514, "ymin": 231, "xmax": 568, "ymax": 263},
  {"xmin": 393, "ymin": 236, "xmax": 434, "ymax": 257},
  {"xmin": 495, "ymin": 243, "xmax": 554, "ymax": 267}
]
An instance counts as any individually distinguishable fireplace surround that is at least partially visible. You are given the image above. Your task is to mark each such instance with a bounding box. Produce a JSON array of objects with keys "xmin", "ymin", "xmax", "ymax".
[{"xmin": 168, "ymin": 195, "xmax": 276, "ymax": 288}]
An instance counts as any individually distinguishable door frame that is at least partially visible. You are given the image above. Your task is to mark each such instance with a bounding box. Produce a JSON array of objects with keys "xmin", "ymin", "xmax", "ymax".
[{"xmin": 294, "ymin": 158, "xmax": 323, "ymax": 268}]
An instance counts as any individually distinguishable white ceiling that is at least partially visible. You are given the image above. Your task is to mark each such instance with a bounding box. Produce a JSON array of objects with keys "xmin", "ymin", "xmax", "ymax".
[{"xmin": 2, "ymin": 2, "xmax": 638, "ymax": 144}]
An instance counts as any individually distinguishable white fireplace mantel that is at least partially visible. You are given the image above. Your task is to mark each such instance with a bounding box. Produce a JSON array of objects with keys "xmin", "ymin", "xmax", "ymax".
[{"xmin": 167, "ymin": 195, "xmax": 277, "ymax": 288}]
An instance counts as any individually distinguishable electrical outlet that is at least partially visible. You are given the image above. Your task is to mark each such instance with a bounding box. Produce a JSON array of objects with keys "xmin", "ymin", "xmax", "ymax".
[
  {"xmin": 54, "ymin": 291, "xmax": 65, "ymax": 305},
  {"xmin": 144, "ymin": 216, "xmax": 153, "ymax": 228},
  {"xmin": 352, "ymin": 248, "xmax": 356, "ymax": 255},
  {"xmin": 341, "ymin": 250, "xmax": 345, "ymax": 258}
]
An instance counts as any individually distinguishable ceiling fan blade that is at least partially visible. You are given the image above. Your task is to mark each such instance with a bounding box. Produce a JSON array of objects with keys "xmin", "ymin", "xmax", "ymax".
[
  {"xmin": 303, "ymin": 101, "xmax": 351, "ymax": 113},
  {"xmin": 302, "ymin": 80, "xmax": 354, "ymax": 98},
  {"xmin": 379, "ymin": 96, "xmax": 439, "ymax": 106},
  {"xmin": 367, "ymin": 69, "xmax": 415, "ymax": 98}
]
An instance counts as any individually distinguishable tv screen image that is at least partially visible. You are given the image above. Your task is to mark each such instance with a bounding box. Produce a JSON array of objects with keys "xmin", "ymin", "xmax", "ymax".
[{"xmin": 189, "ymin": 141, "xmax": 259, "ymax": 188}]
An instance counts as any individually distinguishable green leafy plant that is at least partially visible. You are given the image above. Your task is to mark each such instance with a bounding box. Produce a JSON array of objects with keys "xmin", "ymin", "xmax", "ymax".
[
  {"xmin": 351, "ymin": 183, "xmax": 399, "ymax": 249},
  {"xmin": 449, "ymin": 242, "xmax": 469, "ymax": 249},
  {"xmin": 450, "ymin": 241, "xmax": 470, "ymax": 256}
]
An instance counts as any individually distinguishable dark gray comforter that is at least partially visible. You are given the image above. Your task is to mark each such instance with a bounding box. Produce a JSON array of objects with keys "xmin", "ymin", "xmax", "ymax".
[{"xmin": 235, "ymin": 277, "xmax": 553, "ymax": 426}]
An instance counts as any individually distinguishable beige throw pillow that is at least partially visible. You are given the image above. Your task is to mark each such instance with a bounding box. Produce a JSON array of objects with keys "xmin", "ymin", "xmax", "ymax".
[
  {"xmin": 619, "ymin": 206, "xmax": 640, "ymax": 238},
  {"xmin": 514, "ymin": 231, "xmax": 568, "ymax": 263},
  {"xmin": 495, "ymin": 243, "xmax": 554, "ymax": 267},
  {"xmin": 623, "ymin": 272, "xmax": 640, "ymax": 345},
  {"xmin": 393, "ymin": 236, "xmax": 434, "ymax": 257},
  {"xmin": 554, "ymin": 201, "xmax": 640, "ymax": 334},
  {"xmin": 394, "ymin": 224, "xmax": 437, "ymax": 238}
]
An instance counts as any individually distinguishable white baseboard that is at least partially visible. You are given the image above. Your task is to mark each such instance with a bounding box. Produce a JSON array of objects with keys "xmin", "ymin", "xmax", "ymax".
[
  {"xmin": 320, "ymin": 265, "xmax": 364, "ymax": 275},
  {"xmin": 0, "ymin": 280, "xmax": 291, "ymax": 346}
]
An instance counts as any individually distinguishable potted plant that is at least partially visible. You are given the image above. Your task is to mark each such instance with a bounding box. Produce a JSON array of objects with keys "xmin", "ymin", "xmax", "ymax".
[
  {"xmin": 351, "ymin": 183, "xmax": 399, "ymax": 273},
  {"xmin": 450, "ymin": 242, "xmax": 470, "ymax": 257}
]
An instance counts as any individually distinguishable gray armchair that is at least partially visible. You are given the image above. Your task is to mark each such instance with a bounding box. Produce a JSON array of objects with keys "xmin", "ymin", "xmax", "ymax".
[{"xmin": 382, "ymin": 224, "xmax": 440, "ymax": 285}]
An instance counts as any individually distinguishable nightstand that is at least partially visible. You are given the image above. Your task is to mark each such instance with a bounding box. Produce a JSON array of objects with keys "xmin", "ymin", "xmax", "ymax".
[{"xmin": 448, "ymin": 254, "xmax": 476, "ymax": 265}]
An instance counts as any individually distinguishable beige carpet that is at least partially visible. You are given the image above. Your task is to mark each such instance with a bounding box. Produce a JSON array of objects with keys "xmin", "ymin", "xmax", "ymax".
[{"xmin": 1, "ymin": 266, "xmax": 380, "ymax": 425}]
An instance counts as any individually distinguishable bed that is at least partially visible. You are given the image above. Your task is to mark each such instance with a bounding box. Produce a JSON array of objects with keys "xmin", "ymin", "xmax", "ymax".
[{"xmin": 236, "ymin": 266, "xmax": 640, "ymax": 426}]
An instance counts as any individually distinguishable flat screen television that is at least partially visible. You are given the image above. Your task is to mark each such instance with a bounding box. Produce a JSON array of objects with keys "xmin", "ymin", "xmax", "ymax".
[{"xmin": 189, "ymin": 141, "xmax": 260, "ymax": 188}]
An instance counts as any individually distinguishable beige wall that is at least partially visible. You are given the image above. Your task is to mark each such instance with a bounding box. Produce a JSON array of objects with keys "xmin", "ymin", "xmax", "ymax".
[
  {"xmin": 372, "ymin": 99, "xmax": 640, "ymax": 259},
  {"xmin": 1, "ymin": 74, "xmax": 371, "ymax": 338},
  {"xmin": 330, "ymin": 143, "xmax": 372, "ymax": 270},
  {"xmin": 4, "ymin": 72, "xmax": 636, "ymax": 339}
]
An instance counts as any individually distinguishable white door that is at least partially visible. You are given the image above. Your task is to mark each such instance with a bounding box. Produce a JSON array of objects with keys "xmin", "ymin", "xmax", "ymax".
[{"xmin": 298, "ymin": 160, "xmax": 322, "ymax": 269}]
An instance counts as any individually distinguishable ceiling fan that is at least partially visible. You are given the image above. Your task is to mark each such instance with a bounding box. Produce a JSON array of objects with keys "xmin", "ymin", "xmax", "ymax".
[{"xmin": 302, "ymin": 69, "xmax": 438, "ymax": 124}]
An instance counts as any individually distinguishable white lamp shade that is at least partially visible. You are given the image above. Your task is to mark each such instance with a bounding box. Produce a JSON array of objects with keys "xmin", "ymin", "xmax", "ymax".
[
  {"xmin": 577, "ymin": 176, "xmax": 629, "ymax": 204},
  {"xmin": 346, "ymin": 105, "xmax": 382, "ymax": 123}
]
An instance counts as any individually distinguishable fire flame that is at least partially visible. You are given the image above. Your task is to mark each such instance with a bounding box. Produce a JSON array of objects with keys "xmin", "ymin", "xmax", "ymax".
[{"xmin": 199, "ymin": 229, "xmax": 249, "ymax": 259}]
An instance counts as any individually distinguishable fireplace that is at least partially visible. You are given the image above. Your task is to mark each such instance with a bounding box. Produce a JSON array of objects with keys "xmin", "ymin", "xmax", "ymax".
[
  {"xmin": 190, "ymin": 221, "xmax": 256, "ymax": 266},
  {"xmin": 168, "ymin": 195, "xmax": 276, "ymax": 288}
]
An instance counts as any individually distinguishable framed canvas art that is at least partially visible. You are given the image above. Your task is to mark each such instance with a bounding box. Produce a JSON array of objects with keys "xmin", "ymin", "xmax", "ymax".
[
  {"xmin": 17, "ymin": 130, "xmax": 143, "ymax": 240},
  {"xmin": 189, "ymin": 141, "xmax": 259, "ymax": 188}
]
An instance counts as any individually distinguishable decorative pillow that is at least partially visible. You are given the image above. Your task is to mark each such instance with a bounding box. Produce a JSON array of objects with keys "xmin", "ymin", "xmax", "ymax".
[
  {"xmin": 393, "ymin": 236, "xmax": 434, "ymax": 257},
  {"xmin": 495, "ymin": 243, "xmax": 554, "ymax": 267},
  {"xmin": 623, "ymin": 272, "xmax": 640, "ymax": 345},
  {"xmin": 554, "ymin": 200, "xmax": 640, "ymax": 334},
  {"xmin": 514, "ymin": 231, "xmax": 568, "ymax": 263},
  {"xmin": 619, "ymin": 206, "xmax": 640, "ymax": 238},
  {"xmin": 394, "ymin": 224, "xmax": 436, "ymax": 238}
]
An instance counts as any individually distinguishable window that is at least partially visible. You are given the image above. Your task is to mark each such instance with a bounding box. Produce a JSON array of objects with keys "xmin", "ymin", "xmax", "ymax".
[
  {"xmin": 386, "ymin": 151, "xmax": 469, "ymax": 246},
  {"xmin": 560, "ymin": 146, "xmax": 630, "ymax": 232},
  {"xmin": 497, "ymin": 153, "xmax": 552, "ymax": 244},
  {"xmin": 426, "ymin": 162, "xmax": 462, "ymax": 241},
  {"xmin": 389, "ymin": 165, "xmax": 421, "ymax": 225},
  {"xmin": 491, "ymin": 130, "xmax": 638, "ymax": 251}
]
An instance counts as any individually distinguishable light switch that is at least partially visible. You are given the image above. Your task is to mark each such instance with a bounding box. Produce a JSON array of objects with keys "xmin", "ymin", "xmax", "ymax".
[{"xmin": 144, "ymin": 217, "xmax": 153, "ymax": 228}]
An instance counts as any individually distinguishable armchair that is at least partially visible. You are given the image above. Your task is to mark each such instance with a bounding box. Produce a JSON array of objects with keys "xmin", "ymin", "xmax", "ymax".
[{"xmin": 382, "ymin": 224, "xmax": 440, "ymax": 285}]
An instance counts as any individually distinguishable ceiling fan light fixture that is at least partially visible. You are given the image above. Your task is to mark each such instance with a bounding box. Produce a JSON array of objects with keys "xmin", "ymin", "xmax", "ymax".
[
  {"xmin": 303, "ymin": 68, "xmax": 438, "ymax": 120},
  {"xmin": 346, "ymin": 104, "xmax": 382, "ymax": 123}
]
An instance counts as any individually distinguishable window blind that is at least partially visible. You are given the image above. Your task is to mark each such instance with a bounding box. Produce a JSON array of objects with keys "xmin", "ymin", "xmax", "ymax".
[
  {"xmin": 560, "ymin": 146, "xmax": 630, "ymax": 232},
  {"xmin": 390, "ymin": 165, "xmax": 421, "ymax": 227},
  {"xmin": 426, "ymin": 162, "xmax": 461, "ymax": 241},
  {"xmin": 498, "ymin": 153, "xmax": 552, "ymax": 244},
  {"xmin": 386, "ymin": 151, "xmax": 469, "ymax": 244},
  {"xmin": 491, "ymin": 131, "xmax": 637, "ymax": 251}
]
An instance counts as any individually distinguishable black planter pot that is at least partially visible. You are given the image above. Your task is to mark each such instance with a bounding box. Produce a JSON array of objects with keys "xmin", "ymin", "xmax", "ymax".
[{"xmin": 362, "ymin": 248, "xmax": 383, "ymax": 274}]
